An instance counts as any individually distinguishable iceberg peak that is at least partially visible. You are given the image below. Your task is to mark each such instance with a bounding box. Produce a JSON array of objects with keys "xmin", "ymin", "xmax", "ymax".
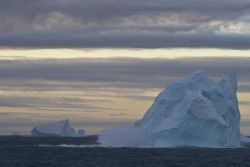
[
  {"xmin": 185, "ymin": 70, "xmax": 206, "ymax": 79},
  {"xmin": 227, "ymin": 72, "xmax": 237, "ymax": 92}
]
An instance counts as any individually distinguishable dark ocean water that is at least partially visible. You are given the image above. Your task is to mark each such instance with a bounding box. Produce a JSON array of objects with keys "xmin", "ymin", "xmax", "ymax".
[{"xmin": 0, "ymin": 136, "xmax": 250, "ymax": 167}]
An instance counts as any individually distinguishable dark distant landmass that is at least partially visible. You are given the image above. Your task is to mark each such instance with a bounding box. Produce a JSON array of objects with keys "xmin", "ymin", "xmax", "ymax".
[{"xmin": 0, "ymin": 135, "xmax": 98, "ymax": 147}]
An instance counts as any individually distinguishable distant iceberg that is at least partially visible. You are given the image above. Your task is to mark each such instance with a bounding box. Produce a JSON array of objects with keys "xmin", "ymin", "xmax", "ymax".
[
  {"xmin": 99, "ymin": 71, "xmax": 250, "ymax": 147},
  {"xmin": 77, "ymin": 129, "xmax": 85, "ymax": 137},
  {"xmin": 31, "ymin": 119, "xmax": 84, "ymax": 137}
]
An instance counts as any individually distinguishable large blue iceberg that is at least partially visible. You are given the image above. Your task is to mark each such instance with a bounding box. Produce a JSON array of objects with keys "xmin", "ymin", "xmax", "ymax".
[{"xmin": 99, "ymin": 71, "xmax": 250, "ymax": 147}]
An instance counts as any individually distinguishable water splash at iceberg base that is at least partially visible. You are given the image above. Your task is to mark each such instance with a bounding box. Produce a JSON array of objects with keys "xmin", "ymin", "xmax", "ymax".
[
  {"xmin": 99, "ymin": 125, "xmax": 152, "ymax": 147},
  {"xmin": 99, "ymin": 71, "xmax": 250, "ymax": 148}
]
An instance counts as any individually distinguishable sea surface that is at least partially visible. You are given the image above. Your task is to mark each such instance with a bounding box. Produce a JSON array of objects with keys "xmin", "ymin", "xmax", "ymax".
[{"xmin": 0, "ymin": 136, "xmax": 250, "ymax": 167}]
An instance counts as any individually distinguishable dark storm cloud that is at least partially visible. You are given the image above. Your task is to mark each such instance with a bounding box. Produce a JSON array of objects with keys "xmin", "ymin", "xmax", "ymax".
[
  {"xmin": 0, "ymin": 96, "xmax": 113, "ymax": 111},
  {"xmin": 0, "ymin": 57, "xmax": 249, "ymax": 91},
  {"xmin": 1, "ymin": 0, "xmax": 249, "ymax": 23},
  {"xmin": 0, "ymin": 57, "xmax": 249, "ymax": 114},
  {"xmin": 2, "ymin": 32, "xmax": 250, "ymax": 49},
  {"xmin": 1, "ymin": 0, "xmax": 250, "ymax": 48}
]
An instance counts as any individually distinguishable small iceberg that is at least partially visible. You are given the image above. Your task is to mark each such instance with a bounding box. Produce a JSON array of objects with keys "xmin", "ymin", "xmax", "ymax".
[{"xmin": 31, "ymin": 119, "xmax": 85, "ymax": 137}]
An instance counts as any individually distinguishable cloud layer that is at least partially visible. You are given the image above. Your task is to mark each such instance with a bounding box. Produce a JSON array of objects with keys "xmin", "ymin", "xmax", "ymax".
[
  {"xmin": 0, "ymin": 57, "xmax": 250, "ymax": 85},
  {"xmin": 1, "ymin": 0, "xmax": 250, "ymax": 48},
  {"xmin": 0, "ymin": 57, "xmax": 250, "ymax": 111},
  {"xmin": 0, "ymin": 57, "xmax": 250, "ymax": 134},
  {"xmin": 0, "ymin": 57, "xmax": 250, "ymax": 108}
]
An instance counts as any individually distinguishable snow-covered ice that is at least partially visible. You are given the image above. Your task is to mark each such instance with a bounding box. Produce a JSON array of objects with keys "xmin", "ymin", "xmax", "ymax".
[
  {"xmin": 31, "ymin": 119, "xmax": 83, "ymax": 137},
  {"xmin": 99, "ymin": 71, "xmax": 250, "ymax": 147}
]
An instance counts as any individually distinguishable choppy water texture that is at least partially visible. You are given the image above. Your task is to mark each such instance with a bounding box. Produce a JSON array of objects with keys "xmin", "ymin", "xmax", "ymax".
[{"xmin": 0, "ymin": 136, "xmax": 250, "ymax": 167}]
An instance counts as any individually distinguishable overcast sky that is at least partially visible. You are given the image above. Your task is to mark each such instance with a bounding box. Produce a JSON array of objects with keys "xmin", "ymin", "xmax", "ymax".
[
  {"xmin": 0, "ymin": 57, "xmax": 249, "ymax": 135},
  {"xmin": 0, "ymin": 0, "xmax": 250, "ymax": 135},
  {"xmin": 1, "ymin": 0, "xmax": 250, "ymax": 48}
]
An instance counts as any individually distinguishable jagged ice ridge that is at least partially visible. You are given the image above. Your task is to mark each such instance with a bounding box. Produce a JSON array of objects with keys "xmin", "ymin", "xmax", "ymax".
[{"xmin": 99, "ymin": 71, "xmax": 250, "ymax": 147}]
